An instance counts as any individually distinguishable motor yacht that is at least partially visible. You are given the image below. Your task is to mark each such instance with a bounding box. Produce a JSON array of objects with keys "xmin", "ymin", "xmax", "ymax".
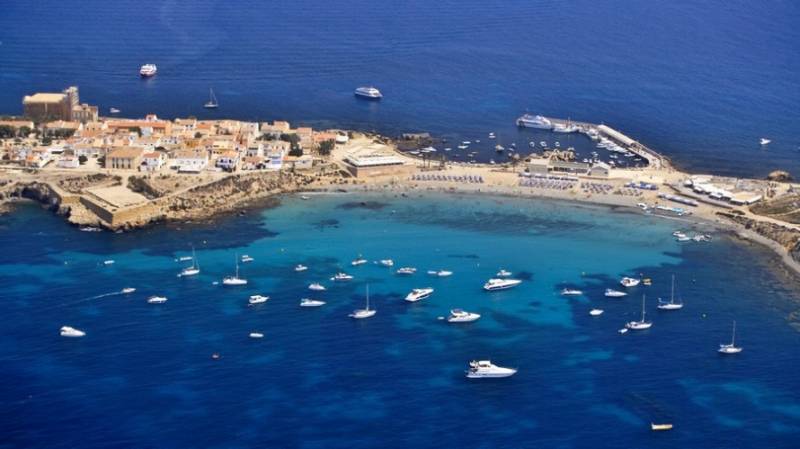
[
  {"xmin": 447, "ymin": 309, "xmax": 480, "ymax": 323},
  {"xmin": 620, "ymin": 277, "xmax": 641, "ymax": 288},
  {"xmin": 246, "ymin": 295, "xmax": 268, "ymax": 305},
  {"xmin": 760, "ymin": 138, "xmax": 771, "ymax": 145},
  {"xmin": 331, "ymin": 272, "xmax": 354, "ymax": 281},
  {"xmin": 147, "ymin": 295, "xmax": 168, "ymax": 304},
  {"xmin": 139, "ymin": 64, "xmax": 157, "ymax": 77},
  {"xmin": 103, "ymin": 260, "xmax": 115, "ymax": 265},
  {"xmin": 249, "ymin": 332, "xmax": 264, "ymax": 339},
  {"xmin": 241, "ymin": 255, "xmax": 254, "ymax": 263},
  {"xmin": 589, "ymin": 309, "xmax": 604, "ymax": 316},
  {"xmin": 483, "ymin": 278, "xmax": 522, "ymax": 291},
  {"xmin": 121, "ymin": 287, "xmax": 136, "ymax": 294},
  {"xmin": 651, "ymin": 423, "xmax": 674, "ymax": 431},
  {"xmin": 465, "ymin": 360, "xmax": 517, "ymax": 378},
  {"xmin": 428, "ymin": 270, "xmax": 453, "ymax": 277},
  {"xmin": 625, "ymin": 296, "xmax": 652, "ymax": 330},
  {"xmin": 718, "ymin": 321, "xmax": 743, "ymax": 354},
  {"xmin": 109, "ymin": 108, "xmax": 121, "ymax": 114},
  {"xmin": 561, "ymin": 288, "xmax": 583, "ymax": 296},
  {"xmin": 405, "ymin": 288, "xmax": 434, "ymax": 302},
  {"xmin": 60, "ymin": 326, "xmax": 86, "ymax": 338},
  {"xmin": 351, "ymin": 257, "xmax": 368, "ymax": 266},
  {"xmin": 516, "ymin": 114, "xmax": 553, "ymax": 129},
  {"xmin": 379, "ymin": 259, "xmax": 394, "ymax": 267},
  {"xmin": 605, "ymin": 288, "xmax": 627, "ymax": 298},
  {"xmin": 396, "ymin": 267, "xmax": 417, "ymax": 275},
  {"xmin": 496, "ymin": 269, "xmax": 512, "ymax": 277},
  {"xmin": 354, "ymin": 86, "xmax": 382, "ymax": 100},
  {"xmin": 349, "ymin": 285, "xmax": 376, "ymax": 319},
  {"xmin": 308, "ymin": 283, "xmax": 326, "ymax": 291},
  {"xmin": 552, "ymin": 123, "xmax": 579, "ymax": 133},
  {"xmin": 294, "ymin": 264, "xmax": 308, "ymax": 272},
  {"xmin": 300, "ymin": 298, "xmax": 326, "ymax": 307}
]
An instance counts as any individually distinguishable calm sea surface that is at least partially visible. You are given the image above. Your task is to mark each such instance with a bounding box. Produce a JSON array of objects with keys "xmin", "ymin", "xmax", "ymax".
[
  {"xmin": 1, "ymin": 0, "xmax": 799, "ymax": 177},
  {"xmin": 2, "ymin": 193, "xmax": 800, "ymax": 448}
]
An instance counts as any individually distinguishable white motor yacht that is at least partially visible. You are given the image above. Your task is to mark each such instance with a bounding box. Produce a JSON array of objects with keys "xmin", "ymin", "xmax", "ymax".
[
  {"xmin": 605, "ymin": 288, "xmax": 627, "ymax": 297},
  {"xmin": 447, "ymin": 309, "xmax": 480, "ymax": 323},
  {"xmin": 620, "ymin": 277, "xmax": 641, "ymax": 288},
  {"xmin": 103, "ymin": 260, "xmax": 115, "ymax": 265},
  {"xmin": 396, "ymin": 267, "xmax": 417, "ymax": 275},
  {"xmin": 308, "ymin": 282, "xmax": 326, "ymax": 291},
  {"xmin": 222, "ymin": 254, "xmax": 247, "ymax": 286},
  {"xmin": 378, "ymin": 259, "xmax": 394, "ymax": 267},
  {"xmin": 139, "ymin": 63, "xmax": 157, "ymax": 77},
  {"xmin": 249, "ymin": 332, "xmax": 264, "ymax": 339},
  {"xmin": 483, "ymin": 278, "xmax": 522, "ymax": 291},
  {"xmin": 300, "ymin": 298, "xmax": 326, "ymax": 307},
  {"xmin": 354, "ymin": 86, "xmax": 382, "ymax": 100},
  {"xmin": 496, "ymin": 269, "xmax": 512, "ymax": 277},
  {"xmin": 331, "ymin": 272, "xmax": 354, "ymax": 282},
  {"xmin": 349, "ymin": 285, "xmax": 376, "ymax": 319},
  {"xmin": 718, "ymin": 321, "xmax": 743, "ymax": 354},
  {"xmin": 428, "ymin": 270, "xmax": 453, "ymax": 277},
  {"xmin": 405, "ymin": 288, "xmax": 434, "ymax": 302},
  {"xmin": 351, "ymin": 257, "xmax": 368, "ymax": 266},
  {"xmin": 147, "ymin": 295, "xmax": 168, "ymax": 304},
  {"xmin": 625, "ymin": 295, "xmax": 652, "ymax": 330},
  {"xmin": 561, "ymin": 288, "xmax": 583, "ymax": 296},
  {"xmin": 760, "ymin": 138, "xmax": 771, "ymax": 146},
  {"xmin": 657, "ymin": 275, "xmax": 684, "ymax": 310},
  {"xmin": 465, "ymin": 360, "xmax": 517, "ymax": 378},
  {"xmin": 589, "ymin": 309, "xmax": 604, "ymax": 316},
  {"xmin": 121, "ymin": 287, "xmax": 136, "ymax": 294},
  {"xmin": 295, "ymin": 264, "xmax": 308, "ymax": 272},
  {"xmin": 248, "ymin": 295, "xmax": 269, "ymax": 305},
  {"xmin": 552, "ymin": 123, "xmax": 579, "ymax": 133},
  {"xmin": 60, "ymin": 326, "xmax": 86, "ymax": 338},
  {"xmin": 241, "ymin": 255, "xmax": 254, "ymax": 263}
]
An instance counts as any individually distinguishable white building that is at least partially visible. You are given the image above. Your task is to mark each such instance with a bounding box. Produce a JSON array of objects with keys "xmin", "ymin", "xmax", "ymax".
[{"xmin": 172, "ymin": 150, "xmax": 209, "ymax": 173}]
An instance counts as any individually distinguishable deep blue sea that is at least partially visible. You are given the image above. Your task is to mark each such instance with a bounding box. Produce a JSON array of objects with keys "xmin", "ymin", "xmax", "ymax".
[
  {"xmin": 1, "ymin": 0, "xmax": 799, "ymax": 177},
  {"xmin": 2, "ymin": 193, "xmax": 800, "ymax": 448}
]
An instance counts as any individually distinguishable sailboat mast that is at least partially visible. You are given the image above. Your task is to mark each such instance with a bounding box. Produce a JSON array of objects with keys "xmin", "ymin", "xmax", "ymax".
[
  {"xmin": 732, "ymin": 320, "xmax": 736, "ymax": 346},
  {"xmin": 642, "ymin": 295, "xmax": 646, "ymax": 321},
  {"xmin": 235, "ymin": 254, "xmax": 239, "ymax": 278},
  {"xmin": 366, "ymin": 284, "xmax": 370, "ymax": 310},
  {"xmin": 671, "ymin": 275, "xmax": 675, "ymax": 304}
]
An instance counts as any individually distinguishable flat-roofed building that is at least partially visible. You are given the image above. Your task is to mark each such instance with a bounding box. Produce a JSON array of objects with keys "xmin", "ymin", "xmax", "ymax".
[{"xmin": 343, "ymin": 152, "xmax": 413, "ymax": 178}]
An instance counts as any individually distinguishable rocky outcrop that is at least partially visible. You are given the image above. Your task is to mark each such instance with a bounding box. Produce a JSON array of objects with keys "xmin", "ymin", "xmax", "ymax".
[
  {"xmin": 57, "ymin": 173, "xmax": 120, "ymax": 193},
  {"xmin": 718, "ymin": 211, "xmax": 800, "ymax": 263}
]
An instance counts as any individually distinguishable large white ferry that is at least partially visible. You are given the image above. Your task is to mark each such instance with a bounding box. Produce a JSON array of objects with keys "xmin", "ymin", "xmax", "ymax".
[
  {"xmin": 465, "ymin": 360, "xmax": 517, "ymax": 378},
  {"xmin": 516, "ymin": 114, "xmax": 552, "ymax": 129},
  {"xmin": 139, "ymin": 64, "xmax": 157, "ymax": 77},
  {"xmin": 483, "ymin": 278, "xmax": 522, "ymax": 291},
  {"xmin": 354, "ymin": 86, "xmax": 382, "ymax": 100}
]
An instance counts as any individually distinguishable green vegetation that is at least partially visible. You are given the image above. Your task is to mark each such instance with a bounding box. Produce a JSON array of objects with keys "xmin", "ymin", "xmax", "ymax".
[
  {"xmin": 318, "ymin": 139, "xmax": 335, "ymax": 156},
  {"xmin": 289, "ymin": 146, "xmax": 303, "ymax": 157}
]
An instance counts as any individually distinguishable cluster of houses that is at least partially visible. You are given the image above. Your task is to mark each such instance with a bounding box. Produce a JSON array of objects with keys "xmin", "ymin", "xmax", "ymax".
[{"xmin": 0, "ymin": 115, "xmax": 347, "ymax": 174}]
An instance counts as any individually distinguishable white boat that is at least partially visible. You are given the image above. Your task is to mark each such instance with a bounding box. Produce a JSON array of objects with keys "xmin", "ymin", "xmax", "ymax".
[
  {"xmin": 488, "ymin": 133, "xmax": 496, "ymax": 139},
  {"xmin": 300, "ymin": 298, "xmax": 326, "ymax": 307},
  {"xmin": 465, "ymin": 360, "xmax": 517, "ymax": 378},
  {"xmin": 249, "ymin": 332, "xmax": 264, "ymax": 339},
  {"xmin": 447, "ymin": 308, "xmax": 480, "ymax": 323},
  {"xmin": 589, "ymin": 309, "xmax": 604, "ymax": 316},
  {"xmin": 203, "ymin": 88, "xmax": 219, "ymax": 109},
  {"xmin": 676, "ymin": 235, "xmax": 692, "ymax": 242},
  {"xmin": 103, "ymin": 260, "xmax": 115, "ymax": 265},
  {"xmin": 121, "ymin": 287, "xmax": 136, "ymax": 294},
  {"xmin": 178, "ymin": 246, "xmax": 200, "ymax": 277},
  {"xmin": 718, "ymin": 320, "xmax": 743, "ymax": 354},
  {"xmin": 351, "ymin": 257, "xmax": 368, "ymax": 266},
  {"xmin": 496, "ymin": 269, "xmax": 512, "ymax": 277},
  {"xmin": 177, "ymin": 256, "xmax": 193, "ymax": 262},
  {"xmin": 620, "ymin": 277, "xmax": 641, "ymax": 288},
  {"xmin": 651, "ymin": 423, "xmax": 674, "ymax": 431},
  {"xmin": 294, "ymin": 264, "xmax": 308, "ymax": 272},
  {"xmin": 618, "ymin": 328, "xmax": 629, "ymax": 334},
  {"xmin": 139, "ymin": 63, "xmax": 157, "ymax": 77},
  {"xmin": 300, "ymin": 195, "xmax": 311, "ymax": 200},
  {"xmin": 516, "ymin": 114, "xmax": 553, "ymax": 129},
  {"xmin": 109, "ymin": 108, "xmax": 121, "ymax": 114},
  {"xmin": 248, "ymin": 295, "xmax": 269, "ymax": 305},
  {"xmin": 354, "ymin": 86, "xmax": 382, "ymax": 100},
  {"xmin": 483, "ymin": 278, "xmax": 522, "ymax": 291},
  {"xmin": 147, "ymin": 295, "xmax": 168, "ymax": 304},
  {"xmin": 79, "ymin": 226, "xmax": 102, "ymax": 232},
  {"xmin": 349, "ymin": 285, "xmax": 376, "ymax": 319},
  {"xmin": 222, "ymin": 254, "xmax": 247, "ymax": 286},
  {"xmin": 605, "ymin": 288, "xmax": 627, "ymax": 297},
  {"xmin": 760, "ymin": 138, "xmax": 771, "ymax": 145},
  {"xmin": 241, "ymin": 255, "xmax": 254, "ymax": 263},
  {"xmin": 552, "ymin": 123, "xmax": 579, "ymax": 133},
  {"xmin": 308, "ymin": 282, "xmax": 326, "ymax": 291},
  {"xmin": 657, "ymin": 275, "xmax": 684, "ymax": 310},
  {"xmin": 561, "ymin": 288, "xmax": 583, "ymax": 296},
  {"xmin": 60, "ymin": 326, "xmax": 86, "ymax": 338},
  {"xmin": 396, "ymin": 267, "xmax": 417, "ymax": 275},
  {"xmin": 378, "ymin": 259, "xmax": 394, "ymax": 267},
  {"xmin": 428, "ymin": 270, "xmax": 453, "ymax": 277},
  {"xmin": 625, "ymin": 295, "xmax": 652, "ymax": 330},
  {"xmin": 405, "ymin": 287, "xmax": 434, "ymax": 302},
  {"xmin": 331, "ymin": 272, "xmax": 354, "ymax": 281}
]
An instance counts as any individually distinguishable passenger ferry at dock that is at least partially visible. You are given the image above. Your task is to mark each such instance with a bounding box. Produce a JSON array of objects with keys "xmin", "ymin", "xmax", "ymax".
[
  {"xmin": 354, "ymin": 86, "xmax": 382, "ymax": 100},
  {"xmin": 139, "ymin": 64, "xmax": 157, "ymax": 77},
  {"xmin": 516, "ymin": 114, "xmax": 552, "ymax": 129}
]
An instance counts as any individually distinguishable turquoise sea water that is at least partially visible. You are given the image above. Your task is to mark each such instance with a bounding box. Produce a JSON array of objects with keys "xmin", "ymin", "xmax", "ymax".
[{"xmin": 2, "ymin": 193, "xmax": 800, "ymax": 447}]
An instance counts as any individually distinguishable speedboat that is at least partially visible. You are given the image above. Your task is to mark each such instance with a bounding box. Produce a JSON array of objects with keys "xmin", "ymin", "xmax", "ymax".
[
  {"xmin": 379, "ymin": 259, "xmax": 394, "ymax": 267},
  {"xmin": 428, "ymin": 270, "xmax": 453, "ymax": 277},
  {"xmin": 405, "ymin": 288, "xmax": 434, "ymax": 302},
  {"xmin": 396, "ymin": 267, "xmax": 417, "ymax": 275},
  {"xmin": 109, "ymin": 108, "xmax": 121, "ymax": 114},
  {"xmin": 718, "ymin": 321, "xmax": 743, "ymax": 354},
  {"xmin": 103, "ymin": 260, "xmax": 115, "ymax": 265},
  {"xmin": 223, "ymin": 254, "xmax": 247, "ymax": 285},
  {"xmin": 308, "ymin": 282, "xmax": 326, "ymax": 291},
  {"xmin": 465, "ymin": 360, "xmax": 517, "ymax": 378},
  {"xmin": 241, "ymin": 255, "xmax": 254, "ymax": 263},
  {"xmin": 618, "ymin": 328, "xmax": 629, "ymax": 334},
  {"xmin": 561, "ymin": 288, "xmax": 583, "ymax": 296},
  {"xmin": 589, "ymin": 309, "xmax": 604, "ymax": 316},
  {"xmin": 760, "ymin": 138, "xmax": 771, "ymax": 145},
  {"xmin": 60, "ymin": 326, "xmax": 86, "ymax": 338},
  {"xmin": 351, "ymin": 257, "xmax": 368, "ymax": 266},
  {"xmin": 147, "ymin": 295, "xmax": 168, "ymax": 304},
  {"xmin": 625, "ymin": 296, "xmax": 652, "ymax": 330},
  {"xmin": 295, "ymin": 264, "xmax": 308, "ymax": 272},
  {"xmin": 121, "ymin": 287, "xmax": 136, "ymax": 294},
  {"xmin": 349, "ymin": 285, "xmax": 376, "ymax": 319},
  {"xmin": 300, "ymin": 298, "xmax": 326, "ymax": 307},
  {"xmin": 657, "ymin": 275, "xmax": 684, "ymax": 310},
  {"xmin": 516, "ymin": 114, "xmax": 553, "ymax": 129},
  {"xmin": 605, "ymin": 288, "xmax": 627, "ymax": 298},
  {"xmin": 620, "ymin": 277, "xmax": 641, "ymax": 288},
  {"xmin": 651, "ymin": 423, "xmax": 673, "ymax": 431},
  {"xmin": 354, "ymin": 86, "xmax": 382, "ymax": 100},
  {"xmin": 447, "ymin": 309, "xmax": 480, "ymax": 323},
  {"xmin": 248, "ymin": 295, "xmax": 269, "ymax": 305},
  {"xmin": 331, "ymin": 272, "xmax": 354, "ymax": 281},
  {"xmin": 249, "ymin": 332, "xmax": 264, "ymax": 339},
  {"xmin": 139, "ymin": 63, "xmax": 157, "ymax": 77},
  {"xmin": 496, "ymin": 269, "xmax": 512, "ymax": 277},
  {"xmin": 483, "ymin": 278, "xmax": 522, "ymax": 291}
]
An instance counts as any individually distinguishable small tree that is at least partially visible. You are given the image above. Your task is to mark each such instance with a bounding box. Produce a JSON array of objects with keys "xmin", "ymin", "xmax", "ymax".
[
  {"xmin": 318, "ymin": 139, "xmax": 335, "ymax": 156},
  {"xmin": 194, "ymin": 131, "xmax": 203, "ymax": 139},
  {"xmin": 78, "ymin": 155, "xmax": 88, "ymax": 165},
  {"xmin": 289, "ymin": 146, "xmax": 303, "ymax": 157}
]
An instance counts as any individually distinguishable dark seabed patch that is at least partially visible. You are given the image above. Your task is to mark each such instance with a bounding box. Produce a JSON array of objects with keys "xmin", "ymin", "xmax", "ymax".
[
  {"xmin": 313, "ymin": 219, "xmax": 340, "ymax": 231},
  {"xmin": 337, "ymin": 201, "xmax": 390, "ymax": 211}
]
